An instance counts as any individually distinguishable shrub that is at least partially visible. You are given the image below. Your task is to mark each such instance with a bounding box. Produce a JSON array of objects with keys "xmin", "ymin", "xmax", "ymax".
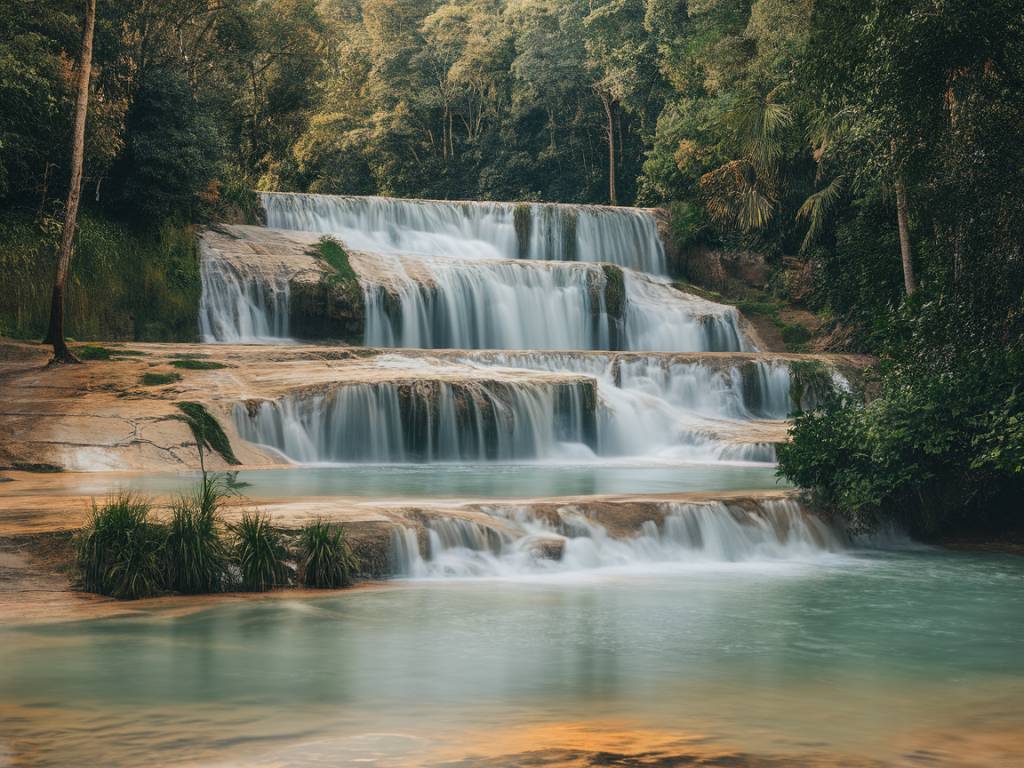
[
  {"xmin": 75, "ymin": 495, "xmax": 165, "ymax": 599},
  {"xmin": 297, "ymin": 519, "xmax": 359, "ymax": 588},
  {"xmin": 141, "ymin": 371, "xmax": 182, "ymax": 386},
  {"xmin": 230, "ymin": 512, "xmax": 291, "ymax": 592},
  {"xmin": 163, "ymin": 475, "xmax": 231, "ymax": 593}
]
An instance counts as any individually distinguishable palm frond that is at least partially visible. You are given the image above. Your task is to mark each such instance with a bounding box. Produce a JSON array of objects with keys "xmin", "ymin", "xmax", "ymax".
[{"xmin": 797, "ymin": 175, "xmax": 845, "ymax": 252}]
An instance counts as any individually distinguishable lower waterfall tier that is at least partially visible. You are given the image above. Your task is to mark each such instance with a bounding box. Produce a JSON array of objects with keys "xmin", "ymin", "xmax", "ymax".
[{"xmin": 389, "ymin": 498, "xmax": 843, "ymax": 578}]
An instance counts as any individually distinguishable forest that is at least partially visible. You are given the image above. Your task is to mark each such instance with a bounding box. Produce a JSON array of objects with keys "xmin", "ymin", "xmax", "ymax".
[{"xmin": 1, "ymin": 0, "xmax": 1022, "ymax": 537}]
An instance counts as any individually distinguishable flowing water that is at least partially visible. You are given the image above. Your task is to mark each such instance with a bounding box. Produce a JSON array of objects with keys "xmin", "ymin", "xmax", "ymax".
[
  {"xmin": 2, "ymin": 547, "xmax": 1022, "ymax": 767},
  {"xmin": 261, "ymin": 192, "xmax": 667, "ymax": 274}
]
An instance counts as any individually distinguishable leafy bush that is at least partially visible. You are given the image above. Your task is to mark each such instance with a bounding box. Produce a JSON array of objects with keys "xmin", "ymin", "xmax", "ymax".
[
  {"xmin": 779, "ymin": 308, "xmax": 1024, "ymax": 538},
  {"xmin": 297, "ymin": 519, "xmax": 359, "ymax": 588},
  {"xmin": 163, "ymin": 475, "xmax": 231, "ymax": 594},
  {"xmin": 230, "ymin": 512, "xmax": 291, "ymax": 592},
  {"xmin": 75, "ymin": 495, "xmax": 165, "ymax": 599}
]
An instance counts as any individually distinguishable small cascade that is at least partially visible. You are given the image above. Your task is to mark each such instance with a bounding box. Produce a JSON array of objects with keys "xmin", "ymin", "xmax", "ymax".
[
  {"xmin": 621, "ymin": 271, "xmax": 749, "ymax": 352},
  {"xmin": 199, "ymin": 244, "xmax": 290, "ymax": 343},
  {"xmin": 362, "ymin": 258, "xmax": 747, "ymax": 352},
  {"xmin": 387, "ymin": 499, "xmax": 843, "ymax": 578},
  {"xmin": 234, "ymin": 379, "xmax": 598, "ymax": 463},
  {"xmin": 261, "ymin": 192, "xmax": 666, "ymax": 274}
]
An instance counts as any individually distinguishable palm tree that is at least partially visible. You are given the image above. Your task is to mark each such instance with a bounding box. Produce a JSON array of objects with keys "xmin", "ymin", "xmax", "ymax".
[{"xmin": 700, "ymin": 90, "xmax": 793, "ymax": 232}]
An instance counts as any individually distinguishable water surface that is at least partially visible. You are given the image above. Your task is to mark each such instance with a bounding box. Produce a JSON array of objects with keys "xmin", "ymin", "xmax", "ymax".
[{"xmin": 2, "ymin": 548, "xmax": 1022, "ymax": 766}]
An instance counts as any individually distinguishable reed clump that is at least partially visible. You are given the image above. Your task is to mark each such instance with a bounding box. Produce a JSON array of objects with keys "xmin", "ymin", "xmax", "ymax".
[
  {"xmin": 75, "ymin": 494, "xmax": 166, "ymax": 599},
  {"xmin": 230, "ymin": 511, "xmax": 292, "ymax": 592},
  {"xmin": 75, "ymin": 477, "xmax": 361, "ymax": 599},
  {"xmin": 163, "ymin": 474, "xmax": 232, "ymax": 594},
  {"xmin": 297, "ymin": 519, "xmax": 359, "ymax": 588}
]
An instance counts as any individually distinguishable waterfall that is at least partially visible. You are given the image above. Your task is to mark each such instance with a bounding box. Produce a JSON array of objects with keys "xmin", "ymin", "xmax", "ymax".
[
  {"xmin": 261, "ymin": 192, "xmax": 666, "ymax": 274},
  {"xmin": 233, "ymin": 379, "xmax": 598, "ymax": 463},
  {"xmin": 387, "ymin": 499, "xmax": 843, "ymax": 578},
  {"xmin": 199, "ymin": 242, "xmax": 290, "ymax": 343},
  {"xmin": 231, "ymin": 360, "xmax": 794, "ymax": 464},
  {"xmin": 362, "ymin": 258, "xmax": 748, "ymax": 352}
]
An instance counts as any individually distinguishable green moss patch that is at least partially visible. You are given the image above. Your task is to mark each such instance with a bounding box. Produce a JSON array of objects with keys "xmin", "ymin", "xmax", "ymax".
[
  {"xmin": 175, "ymin": 402, "xmax": 240, "ymax": 465},
  {"xmin": 316, "ymin": 237, "xmax": 358, "ymax": 284},
  {"xmin": 171, "ymin": 359, "xmax": 228, "ymax": 370},
  {"xmin": 141, "ymin": 371, "xmax": 182, "ymax": 386}
]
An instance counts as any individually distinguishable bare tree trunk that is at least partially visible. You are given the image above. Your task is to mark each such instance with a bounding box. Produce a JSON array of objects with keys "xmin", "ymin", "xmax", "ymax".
[
  {"xmin": 895, "ymin": 175, "xmax": 916, "ymax": 295},
  {"xmin": 600, "ymin": 91, "xmax": 617, "ymax": 206},
  {"xmin": 44, "ymin": 0, "xmax": 95, "ymax": 364}
]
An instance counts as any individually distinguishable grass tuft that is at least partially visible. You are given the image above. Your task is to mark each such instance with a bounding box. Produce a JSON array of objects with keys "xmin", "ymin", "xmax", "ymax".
[
  {"xmin": 230, "ymin": 511, "xmax": 292, "ymax": 592},
  {"xmin": 297, "ymin": 519, "xmax": 359, "ymax": 588},
  {"xmin": 74, "ymin": 494, "xmax": 165, "ymax": 599}
]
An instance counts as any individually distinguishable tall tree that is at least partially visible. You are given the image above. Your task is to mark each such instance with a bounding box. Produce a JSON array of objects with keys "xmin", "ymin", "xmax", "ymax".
[{"xmin": 45, "ymin": 0, "xmax": 96, "ymax": 363}]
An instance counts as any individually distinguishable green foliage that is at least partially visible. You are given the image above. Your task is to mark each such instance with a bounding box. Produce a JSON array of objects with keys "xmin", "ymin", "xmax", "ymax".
[
  {"xmin": 779, "ymin": 323, "xmax": 812, "ymax": 348},
  {"xmin": 171, "ymin": 359, "xmax": 228, "ymax": 370},
  {"xmin": 75, "ymin": 495, "xmax": 165, "ymax": 600},
  {"xmin": 163, "ymin": 475, "xmax": 231, "ymax": 594},
  {"xmin": 109, "ymin": 67, "xmax": 223, "ymax": 221},
  {"xmin": 316, "ymin": 237, "xmax": 358, "ymax": 284},
  {"xmin": 0, "ymin": 212, "xmax": 200, "ymax": 342},
  {"xmin": 141, "ymin": 371, "xmax": 182, "ymax": 386},
  {"xmin": 229, "ymin": 512, "xmax": 292, "ymax": 592},
  {"xmin": 176, "ymin": 402, "xmax": 240, "ymax": 466},
  {"xmin": 297, "ymin": 519, "xmax": 358, "ymax": 589}
]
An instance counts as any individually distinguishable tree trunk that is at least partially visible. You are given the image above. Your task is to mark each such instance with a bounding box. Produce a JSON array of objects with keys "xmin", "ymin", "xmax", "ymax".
[
  {"xmin": 895, "ymin": 175, "xmax": 916, "ymax": 295},
  {"xmin": 601, "ymin": 91, "xmax": 617, "ymax": 206},
  {"xmin": 44, "ymin": 0, "xmax": 95, "ymax": 364}
]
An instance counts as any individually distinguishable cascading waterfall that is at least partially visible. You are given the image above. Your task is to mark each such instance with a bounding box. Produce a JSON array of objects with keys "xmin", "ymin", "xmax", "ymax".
[
  {"xmin": 199, "ymin": 244, "xmax": 290, "ymax": 343},
  {"xmin": 233, "ymin": 379, "xmax": 598, "ymax": 463},
  {"xmin": 261, "ymin": 192, "xmax": 666, "ymax": 274},
  {"xmin": 231, "ymin": 359, "xmax": 795, "ymax": 464},
  {"xmin": 362, "ymin": 258, "xmax": 748, "ymax": 352},
  {"xmin": 387, "ymin": 498, "xmax": 844, "ymax": 577},
  {"xmin": 465, "ymin": 352, "xmax": 798, "ymax": 419}
]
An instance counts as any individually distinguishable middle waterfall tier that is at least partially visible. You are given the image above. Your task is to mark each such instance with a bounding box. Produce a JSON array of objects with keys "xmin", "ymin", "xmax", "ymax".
[
  {"xmin": 361, "ymin": 257, "xmax": 750, "ymax": 352},
  {"xmin": 198, "ymin": 226, "xmax": 752, "ymax": 351}
]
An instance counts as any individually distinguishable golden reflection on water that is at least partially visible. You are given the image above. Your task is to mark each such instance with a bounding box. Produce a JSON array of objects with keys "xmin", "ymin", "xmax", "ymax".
[{"xmin": 3, "ymin": 701, "xmax": 1024, "ymax": 767}]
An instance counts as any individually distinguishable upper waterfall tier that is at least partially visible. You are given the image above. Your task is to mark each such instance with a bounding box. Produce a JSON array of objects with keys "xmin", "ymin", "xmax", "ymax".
[{"xmin": 260, "ymin": 192, "xmax": 668, "ymax": 275}]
